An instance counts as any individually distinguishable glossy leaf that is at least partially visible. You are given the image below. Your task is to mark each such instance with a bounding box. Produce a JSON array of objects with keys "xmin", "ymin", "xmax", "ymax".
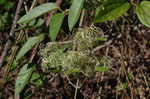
[
  {"xmin": 15, "ymin": 34, "xmax": 45, "ymax": 61},
  {"xmin": 15, "ymin": 64, "xmax": 35, "ymax": 97},
  {"xmin": 136, "ymin": 1, "xmax": 150, "ymax": 27},
  {"xmin": 68, "ymin": 0, "xmax": 85, "ymax": 31},
  {"xmin": 94, "ymin": 1, "xmax": 130, "ymax": 23},
  {"xmin": 49, "ymin": 13, "xmax": 65, "ymax": 41},
  {"xmin": 18, "ymin": 3, "xmax": 58, "ymax": 24}
]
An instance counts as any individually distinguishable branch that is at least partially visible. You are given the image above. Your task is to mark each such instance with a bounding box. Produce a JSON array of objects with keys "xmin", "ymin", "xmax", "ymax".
[
  {"xmin": 47, "ymin": 40, "xmax": 73, "ymax": 46},
  {"xmin": 0, "ymin": 0, "xmax": 24, "ymax": 67},
  {"xmin": 92, "ymin": 39, "xmax": 113, "ymax": 54}
]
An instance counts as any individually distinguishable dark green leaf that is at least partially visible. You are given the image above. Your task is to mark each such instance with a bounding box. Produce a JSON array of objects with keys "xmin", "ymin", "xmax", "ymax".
[
  {"xmin": 15, "ymin": 34, "xmax": 45, "ymax": 61},
  {"xmin": 136, "ymin": 1, "xmax": 150, "ymax": 27},
  {"xmin": 68, "ymin": 0, "xmax": 85, "ymax": 31},
  {"xmin": 30, "ymin": 73, "xmax": 44, "ymax": 86},
  {"xmin": 49, "ymin": 13, "xmax": 65, "ymax": 41},
  {"xmin": 15, "ymin": 64, "xmax": 35, "ymax": 97},
  {"xmin": 94, "ymin": 0, "xmax": 130, "ymax": 23},
  {"xmin": 18, "ymin": 3, "xmax": 58, "ymax": 24}
]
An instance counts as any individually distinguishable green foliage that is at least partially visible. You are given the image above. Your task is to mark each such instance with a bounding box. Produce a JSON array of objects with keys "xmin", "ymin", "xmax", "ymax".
[
  {"xmin": 136, "ymin": 1, "xmax": 150, "ymax": 27},
  {"xmin": 28, "ymin": 18, "xmax": 45, "ymax": 28},
  {"xmin": 94, "ymin": 0, "xmax": 150, "ymax": 28},
  {"xmin": 34, "ymin": 18, "xmax": 45, "ymax": 28},
  {"xmin": 0, "ymin": 0, "xmax": 14, "ymax": 9},
  {"xmin": 17, "ymin": 0, "xmax": 150, "ymax": 35},
  {"xmin": 15, "ymin": 34, "xmax": 45, "ymax": 61},
  {"xmin": 94, "ymin": 0, "xmax": 130, "ymax": 23},
  {"xmin": 15, "ymin": 64, "xmax": 35, "ymax": 97},
  {"xmin": 68, "ymin": 0, "xmax": 85, "ymax": 31},
  {"xmin": 18, "ymin": 3, "xmax": 58, "ymax": 24},
  {"xmin": 49, "ymin": 13, "xmax": 65, "ymax": 41},
  {"xmin": 17, "ymin": 0, "xmax": 150, "ymax": 38}
]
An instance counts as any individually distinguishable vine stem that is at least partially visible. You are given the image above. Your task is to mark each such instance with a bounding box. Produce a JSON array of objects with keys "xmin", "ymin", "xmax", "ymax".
[
  {"xmin": 79, "ymin": 9, "xmax": 85, "ymax": 27},
  {"xmin": 74, "ymin": 79, "xmax": 79, "ymax": 99},
  {"xmin": 47, "ymin": 40, "xmax": 73, "ymax": 46}
]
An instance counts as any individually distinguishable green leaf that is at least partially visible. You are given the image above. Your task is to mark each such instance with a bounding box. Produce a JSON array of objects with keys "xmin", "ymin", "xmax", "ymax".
[
  {"xmin": 95, "ymin": 66, "xmax": 110, "ymax": 72},
  {"xmin": 15, "ymin": 64, "xmax": 35, "ymax": 97},
  {"xmin": 28, "ymin": 19, "xmax": 36, "ymax": 27},
  {"xmin": 49, "ymin": 13, "xmax": 65, "ymax": 41},
  {"xmin": 136, "ymin": 1, "xmax": 150, "ymax": 27},
  {"xmin": 15, "ymin": 34, "xmax": 45, "ymax": 61},
  {"xmin": 68, "ymin": 0, "xmax": 85, "ymax": 31},
  {"xmin": 30, "ymin": 73, "xmax": 44, "ymax": 86},
  {"xmin": 18, "ymin": 3, "xmax": 58, "ymax": 24},
  {"xmin": 94, "ymin": 1, "xmax": 130, "ymax": 23},
  {"xmin": 34, "ymin": 18, "xmax": 44, "ymax": 28}
]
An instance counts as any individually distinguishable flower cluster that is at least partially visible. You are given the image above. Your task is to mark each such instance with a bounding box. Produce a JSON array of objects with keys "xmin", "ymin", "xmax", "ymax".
[{"xmin": 39, "ymin": 26, "xmax": 106, "ymax": 75}]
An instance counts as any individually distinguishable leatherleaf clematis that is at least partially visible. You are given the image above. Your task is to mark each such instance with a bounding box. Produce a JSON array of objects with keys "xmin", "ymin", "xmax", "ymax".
[
  {"xmin": 61, "ymin": 51, "xmax": 99, "ymax": 75},
  {"xmin": 39, "ymin": 25, "xmax": 108, "ymax": 75},
  {"xmin": 73, "ymin": 26, "xmax": 103, "ymax": 51}
]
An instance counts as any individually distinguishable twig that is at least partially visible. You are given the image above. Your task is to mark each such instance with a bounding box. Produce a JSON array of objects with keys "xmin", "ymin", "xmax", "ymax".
[
  {"xmin": 0, "ymin": 0, "xmax": 24, "ymax": 67},
  {"xmin": 92, "ymin": 39, "xmax": 113, "ymax": 53},
  {"xmin": 29, "ymin": 0, "xmax": 37, "ymax": 11},
  {"xmin": 79, "ymin": 9, "xmax": 85, "ymax": 27},
  {"xmin": 74, "ymin": 79, "xmax": 79, "ymax": 99},
  {"xmin": 64, "ymin": 74, "xmax": 80, "ymax": 89},
  {"xmin": 3, "ymin": 46, "xmax": 19, "ymax": 79},
  {"xmin": 29, "ymin": 44, "xmax": 39, "ymax": 63},
  {"xmin": 2, "ymin": 30, "xmax": 24, "ymax": 86},
  {"xmin": 23, "ymin": 1, "xmax": 28, "ymax": 13},
  {"xmin": 47, "ymin": 40, "xmax": 73, "ymax": 46},
  {"xmin": 0, "ymin": 40, "xmax": 11, "ymax": 67}
]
